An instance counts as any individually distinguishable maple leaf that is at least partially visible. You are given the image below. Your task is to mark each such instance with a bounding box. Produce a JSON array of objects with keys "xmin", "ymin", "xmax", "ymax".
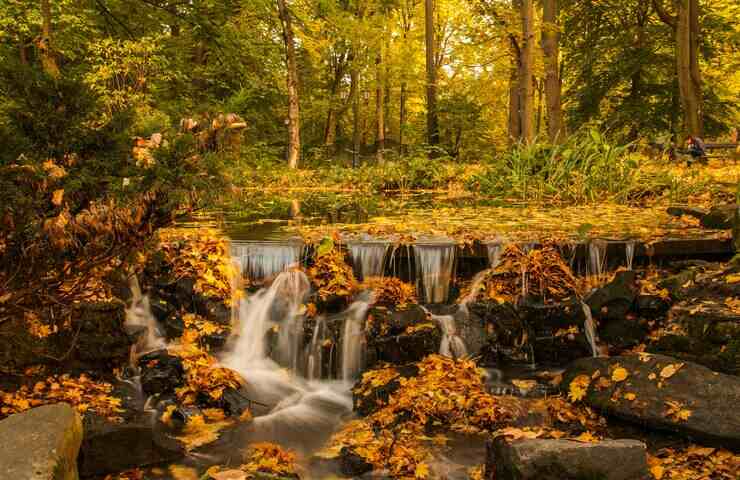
[
  {"xmin": 611, "ymin": 367, "xmax": 629, "ymax": 382},
  {"xmin": 659, "ymin": 363, "xmax": 684, "ymax": 379},
  {"xmin": 414, "ymin": 462, "xmax": 430, "ymax": 479},
  {"xmin": 650, "ymin": 465, "xmax": 665, "ymax": 479},
  {"xmin": 169, "ymin": 465, "xmax": 198, "ymax": 480},
  {"xmin": 568, "ymin": 375, "xmax": 591, "ymax": 402}
]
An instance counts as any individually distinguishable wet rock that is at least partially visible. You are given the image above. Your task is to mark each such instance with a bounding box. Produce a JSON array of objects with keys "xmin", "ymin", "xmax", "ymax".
[
  {"xmin": 79, "ymin": 413, "xmax": 184, "ymax": 477},
  {"xmin": 666, "ymin": 206, "xmax": 707, "ymax": 222},
  {"xmin": 339, "ymin": 447, "xmax": 373, "ymax": 477},
  {"xmin": 519, "ymin": 299, "xmax": 592, "ymax": 365},
  {"xmin": 366, "ymin": 305, "xmax": 427, "ymax": 338},
  {"xmin": 138, "ymin": 350, "xmax": 185, "ymax": 397},
  {"xmin": 193, "ymin": 297, "xmax": 232, "ymax": 326},
  {"xmin": 149, "ymin": 293, "xmax": 176, "ymax": 324},
  {"xmin": 585, "ymin": 270, "xmax": 636, "ymax": 321},
  {"xmin": 648, "ymin": 335, "xmax": 739, "ymax": 376},
  {"xmin": 73, "ymin": 300, "xmax": 132, "ymax": 365},
  {"xmin": 368, "ymin": 328, "xmax": 441, "ymax": 366},
  {"xmin": 162, "ymin": 311, "xmax": 186, "ymax": 340},
  {"xmin": 671, "ymin": 300, "xmax": 740, "ymax": 345},
  {"xmin": 657, "ymin": 270, "xmax": 697, "ymax": 300},
  {"xmin": 174, "ymin": 277, "xmax": 198, "ymax": 310},
  {"xmin": 635, "ymin": 295, "xmax": 671, "ymax": 318},
  {"xmin": 700, "ymin": 205, "xmax": 737, "ymax": 230},
  {"xmin": 600, "ymin": 316, "xmax": 647, "ymax": 351},
  {"xmin": 562, "ymin": 354, "xmax": 740, "ymax": 449},
  {"xmin": 0, "ymin": 404, "xmax": 83, "ymax": 480},
  {"xmin": 486, "ymin": 436, "xmax": 649, "ymax": 480},
  {"xmin": 211, "ymin": 387, "xmax": 252, "ymax": 417}
]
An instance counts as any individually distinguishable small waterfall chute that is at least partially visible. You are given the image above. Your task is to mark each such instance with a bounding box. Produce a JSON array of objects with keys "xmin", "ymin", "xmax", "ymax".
[
  {"xmin": 486, "ymin": 242, "xmax": 504, "ymax": 270},
  {"xmin": 340, "ymin": 294, "xmax": 372, "ymax": 382},
  {"xmin": 230, "ymin": 240, "xmax": 303, "ymax": 281},
  {"xmin": 588, "ymin": 239, "xmax": 608, "ymax": 280},
  {"xmin": 413, "ymin": 242, "xmax": 456, "ymax": 304},
  {"xmin": 125, "ymin": 275, "xmax": 166, "ymax": 357},
  {"xmin": 348, "ymin": 241, "xmax": 389, "ymax": 281},
  {"xmin": 580, "ymin": 301, "xmax": 599, "ymax": 357},
  {"xmin": 625, "ymin": 241, "xmax": 636, "ymax": 271}
]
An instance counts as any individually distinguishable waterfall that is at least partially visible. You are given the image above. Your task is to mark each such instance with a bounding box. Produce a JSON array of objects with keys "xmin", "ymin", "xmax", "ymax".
[
  {"xmin": 413, "ymin": 243, "xmax": 456, "ymax": 303},
  {"xmin": 124, "ymin": 276, "xmax": 165, "ymax": 357},
  {"xmin": 348, "ymin": 242, "xmax": 389, "ymax": 280},
  {"xmin": 230, "ymin": 241, "xmax": 303, "ymax": 280},
  {"xmin": 341, "ymin": 296, "xmax": 372, "ymax": 381},
  {"xmin": 581, "ymin": 302, "xmax": 599, "ymax": 357},
  {"xmin": 306, "ymin": 317, "xmax": 328, "ymax": 381},
  {"xmin": 486, "ymin": 242, "xmax": 503, "ymax": 269},
  {"xmin": 588, "ymin": 240, "xmax": 608, "ymax": 280},
  {"xmin": 625, "ymin": 241, "xmax": 636, "ymax": 271},
  {"xmin": 437, "ymin": 314, "xmax": 468, "ymax": 359}
]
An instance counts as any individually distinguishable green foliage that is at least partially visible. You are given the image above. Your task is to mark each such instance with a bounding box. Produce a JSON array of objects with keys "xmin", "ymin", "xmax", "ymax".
[{"xmin": 471, "ymin": 129, "xmax": 639, "ymax": 203}]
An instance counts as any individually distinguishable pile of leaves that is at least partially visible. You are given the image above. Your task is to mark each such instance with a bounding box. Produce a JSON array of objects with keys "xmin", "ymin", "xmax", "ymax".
[
  {"xmin": 467, "ymin": 244, "xmax": 579, "ymax": 303},
  {"xmin": 203, "ymin": 443, "xmax": 299, "ymax": 479},
  {"xmin": 180, "ymin": 312, "xmax": 226, "ymax": 346},
  {"xmin": 169, "ymin": 408, "xmax": 238, "ymax": 451},
  {"xmin": 306, "ymin": 236, "xmax": 358, "ymax": 300},
  {"xmin": 156, "ymin": 228, "xmax": 239, "ymax": 305},
  {"xmin": 322, "ymin": 355, "xmax": 524, "ymax": 478},
  {"xmin": 0, "ymin": 373, "xmax": 123, "ymax": 421},
  {"xmin": 647, "ymin": 444, "xmax": 740, "ymax": 480},
  {"xmin": 359, "ymin": 277, "xmax": 417, "ymax": 309},
  {"xmin": 170, "ymin": 343, "xmax": 244, "ymax": 406}
]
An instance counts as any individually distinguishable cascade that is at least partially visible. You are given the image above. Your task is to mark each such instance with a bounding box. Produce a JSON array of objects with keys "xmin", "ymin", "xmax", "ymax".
[
  {"xmin": 349, "ymin": 241, "xmax": 389, "ymax": 280},
  {"xmin": 581, "ymin": 302, "xmax": 599, "ymax": 357},
  {"xmin": 413, "ymin": 243, "xmax": 456, "ymax": 303},
  {"xmin": 340, "ymin": 294, "xmax": 372, "ymax": 381},
  {"xmin": 306, "ymin": 317, "xmax": 328, "ymax": 381},
  {"xmin": 625, "ymin": 241, "xmax": 636, "ymax": 270},
  {"xmin": 436, "ymin": 314, "xmax": 468, "ymax": 359},
  {"xmin": 124, "ymin": 276, "xmax": 165, "ymax": 357},
  {"xmin": 486, "ymin": 242, "xmax": 503, "ymax": 269},
  {"xmin": 588, "ymin": 239, "xmax": 608, "ymax": 280},
  {"xmin": 230, "ymin": 241, "xmax": 303, "ymax": 280}
]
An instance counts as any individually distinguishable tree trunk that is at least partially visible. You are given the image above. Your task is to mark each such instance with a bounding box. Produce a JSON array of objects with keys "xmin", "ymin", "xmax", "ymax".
[
  {"xmin": 519, "ymin": 0, "xmax": 535, "ymax": 144},
  {"xmin": 541, "ymin": 0, "xmax": 563, "ymax": 142},
  {"xmin": 375, "ymin": 51, "xmax": 385, "ymax": 162},
  {"xmin": 508, "ymin": 36, "xmax": 522, "ymax": 143},
  {"xmin": 424, "ymin": 0, "xmax": 439, "ymax": 146},
  {"xmin": 688, "ymin": 0, "xmax": 703, "ymax": 136},
  {"xmin": 351, "ymin": 67, "xmax": 361, "ymax": 168},
  {"xmin": 39, "ymin": 0, "xmax": 60, "ymax": 78},
  {"xmin": 400, "ymin": 81, "xmax": 407, "ymax": 154},
  {"xmin": 276, "ymin": 0, "xmax": 301, "ymax": 168}
]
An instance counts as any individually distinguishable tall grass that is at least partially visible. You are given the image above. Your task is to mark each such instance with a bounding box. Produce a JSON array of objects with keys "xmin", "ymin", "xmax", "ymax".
[{"xmin": 471, "ymin": 129, "xmax": 639, "ymax": 203}]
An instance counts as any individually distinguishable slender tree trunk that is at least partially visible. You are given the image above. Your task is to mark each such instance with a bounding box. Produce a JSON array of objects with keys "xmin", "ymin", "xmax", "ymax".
[
  {"xmin": 375, "ymin": 51, "xmax": 385, "ymax": 162},
  {"xmin": 351, "ymin": 68, "xmax": 361, "ymax": 168},
  {"xmin": 424, "ymin": 0, "xmax": 439, "ymax": 146},
  {"xmin": 519, "ymin": 0, "xmax": 535, "ymax": 144},
  {"xmin": 688, "ymin": 0, "xmax": 703, "ymax": 136},
  {"xmin": 535, "ymin": 78, "xmax": 544, "ymax": 135},
  {"xmin": 19, "ymin": 38, "xmax": 29, "ymax": 65},
  {"xmin": 400, "ymin": 81, "xmax": 407, "ymax": 154},
  {"xmin": 39, "ymin": 0, "xmax": 60, "ymax": 78},
  {"xmin": 276, "ymin": 0, "xmax": 301, "ymax": 168},
  {"xmin": 541, "ymin": 0, "xmax": 563, "ymax": 142},
  {"xmin": 508, "ymin": 36, "xmax": 522, "ymax": 143}
]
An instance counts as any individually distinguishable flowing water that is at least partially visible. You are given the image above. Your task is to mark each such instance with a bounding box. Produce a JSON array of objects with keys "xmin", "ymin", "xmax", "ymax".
[
  {"xmin": 588, "ymin": 239, "xmax": 608, "ymax": 280},
  {"xmin": 626, "ymin": 240, "xmax": 636, "ymax": 270},
  {"xmin": 340, "ymin": 294, "xmax": 372, "ymax": 381},
  {"xmin": 436, "ymin": 314, "xmax": 468, "ymax": 359},
  {"xmin": 348, "ymin": 241, "xmax": 389, "ymax": 280},
  {"xmin": 124, "ymin": 276, "xmax": 166, "ymax": 357},
  {"xmin": 581, "ymin": 301, "xmax": 599, "ymax": 357},
  {"xmin": 413, "ymin": 243, "xmax": 456, "ymax": 303},
  {"xmin": 230, "ymin": 241, "xmax": 303, "ymax": 281},
  {"xmin": 486, "ymin": 242, "xmax": 503, "ymax": 269}
]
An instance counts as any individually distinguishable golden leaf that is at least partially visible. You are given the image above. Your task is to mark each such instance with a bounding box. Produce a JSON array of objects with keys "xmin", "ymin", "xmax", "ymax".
[
  {"xmin": 611, "ymin": 367, "xmax": 629, "ymax": 382},
  {"xmin": 169, "ymin": 465, "xmax": 198, "ymax": 480},
  {"xmin": 414, "ymin": 462, "xmax": 429, "ymax": 479},
  {"xmin": 650, "ymin": 465, "xmax": 665, "ymax": 479},
  {"xmin": 660, "ymin": 363, "xmax": 684, "ymax": 379},
  {"xmin": 624, "ymin": 392, "xmax": 636, "ymax": 401},
  {"xmin": 568, "ymin": 375, "xmax": 591, "ymax": 402},
  {"xmin": 209, "ymin": 469, "xmax": 247, "ymax": 480},
  {"xmin": 51, "ymin": 189, "xmax": 64, "ymax": 206}
]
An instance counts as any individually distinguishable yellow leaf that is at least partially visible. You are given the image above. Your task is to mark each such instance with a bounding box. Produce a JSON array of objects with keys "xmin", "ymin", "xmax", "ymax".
[
  {"xmin": 624, "ymin": 392, "xmax": 636, "ymax": 401},
  {"xmin": 650, "ymin": 465, "xmax": 665, "ymax": 479},
  {"xmin": 169, "ymin": 465, "xmax": 199, "ymax": 480},
  {"xmin": 51, "ymin": 189, "xmax": 64, "ymax": 206},
  {"xmin": 611, "ymin": 367, "xmax": 629, "ymax": 382},
  {"xmin": 660, "ymin": 363, "xmax": 684, "ymax": 379},
  {"xmin": 568, "ymin": 375, "xmax": 591, "ymax": 402},
  {"xmin": 726, "ymin": 274, "xmax": 740, "ymax": 284},
  {"xmin": 210, "ymin": 469, "xmax": 247, "ymax": 480},
  {"xmin": 414, "ymin": 462, "xmax": 430, "ymax": 479}
]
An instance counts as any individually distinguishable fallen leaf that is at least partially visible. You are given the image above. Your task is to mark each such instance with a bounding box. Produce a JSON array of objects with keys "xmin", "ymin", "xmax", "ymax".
[
  {"xmin": 660, "ymin": 363, "xmax": 684, "ymax": 379},
  {"xmin": 210, "ymin": 469, "xmax": 247, "ymax": 480},
  {"xmin": 611, "ymin": 367, "xmax": 629, "ymax": 382},
  {"xmin": 568, "ymin": 375, "xmax": 591, "ymax": 402},
  {"xmin": 650, "ymin": 465, "xmax": 665, "ymax": 479},
  {"xmin": 51, "ymin": 189, "xmax": 64, "ymax": 206}
]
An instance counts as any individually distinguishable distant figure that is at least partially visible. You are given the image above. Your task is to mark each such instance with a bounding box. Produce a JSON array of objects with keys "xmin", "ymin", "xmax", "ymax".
[{"xmin": 685, "ymin": 135, "xmax": 707, "ymax": 165}]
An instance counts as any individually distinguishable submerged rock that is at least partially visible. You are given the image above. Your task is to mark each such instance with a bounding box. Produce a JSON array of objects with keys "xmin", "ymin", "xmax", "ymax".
[
  {"xmin": 0, "ymin": 404, "xmax": 83, "ymax": 480},
  {"xmin": 562, "ymin": 354, "xmax": 740, "ymax": 449},
  {"xmin": 486, "ymin": 437, "xmax": 649, "ymax": 480},
  {"xmin": 339, "ymin": 447, "xmax": 373, "ymax": 477},
  {"xmin": 138, "ymin": 350, "xmax": 185, "ymax": 397},
  {"xmin": 79, "ymin": 413, "xmax": 184, "ymax": 477}
]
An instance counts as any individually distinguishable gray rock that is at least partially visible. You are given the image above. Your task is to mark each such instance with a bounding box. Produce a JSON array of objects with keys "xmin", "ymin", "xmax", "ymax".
[
  {"xmin": 0, "ymin": 403, "xmax": 83, "ymax": 480},
  {"xmin": 562, "ymin": 354, "xmax": 740, "ymax": 449},
  {"xmin": 487, "ymin": 437, "xmax": 649, "ymax": 480}
]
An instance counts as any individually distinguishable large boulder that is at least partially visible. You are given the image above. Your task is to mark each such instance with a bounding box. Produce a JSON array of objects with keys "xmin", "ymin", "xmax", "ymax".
[
  {"xmin": 562, "ymin": 354, "xmax": 740, "ymax": 449},
  {"xmin": 486, "ymin": 437, "xmax": 649, "ymax": 480},
  {"xmin": 72, "ymin": 300, "xmax": 133, "ymax": 365},
  {"xmin": 138, "ymin": 350, "xmax": 185, "ymax": 397},
  {"xmin": 79, "ymin": 413, "xmax": 184, "ymax": 477},
  {"xmin": 0, "ymin": 404, "xmax": 83, "ymax": 480}
]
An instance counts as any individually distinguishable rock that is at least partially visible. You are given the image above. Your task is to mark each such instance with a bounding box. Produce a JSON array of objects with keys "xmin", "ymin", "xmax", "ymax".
[
  {"xmin": 138, "ymin": 350, "xmax": 185, "ymax": 397},
  {"xmin": 600, "ymin": 317, "xmax": 647, "ymax": 352},
  {"xmin": 657, "ymin": 270, "xmax": 697, "ymax": 299},
  {"xmin": 79, "ymin": 413, "xmax": 184, "ymax": 477},
  {"xmin": 0, "ymin": 404, "xmax": 83, "ymax": 480},
  {"xmin": 353, "ymin": 364, "xmax": 419, "ymax": 416},
  {"xmin": 519, "ymin": 300, "xmax": 592, "ymax": 365},
  {"xmin": 700, "ymin": 205, "xmax": 737, "ymax": 230},
  {"xmin": 586, "ymin": 270, "xmax": 636, "ymax": 321},
  {"xmin": 562, "ymin": 354, "xmax": 740, "ymax": 449},
  {"xmin": 339, "ymin": 447, "xmax": 373, "ymax": 477},
  {"xmin": 149, "ymin": 293, "xmax": 176, "ymax": 324},
  {"xmin": 670, "ymin": 300, "xmax": 740, "ymax": 345},
  {"xmin": 486, "ymin": 436, "xmax": 649, "ymax": 480},
  {"xmin": 635, "ymin": 295, "xmax": 670, "ymax": 318},
  {"xmin": 366, "ymin": 305, "xmax": 427, "ymax": 338},
  {"xmin": 368, "ymin": 328, "xmax": 441, "ymax": 366},
  {"xmin": 72, "ymin": 300, "xmax": 132, "ymax": 365},
  {"xmin": 667, "ymin": 206, "xmax": 707, "ymax": 221},
  {"xmin": 648, "ymin": 335, "xmax": 740, "ymax": 376},
  {"xmin": 162, "ymin": 311, "xmax": 186, "ymax": 340}
]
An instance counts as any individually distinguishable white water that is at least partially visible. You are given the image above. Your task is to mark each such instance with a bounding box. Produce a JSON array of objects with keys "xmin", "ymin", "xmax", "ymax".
[
  {"xmin": 341, "ymin": 296, "xmax": 372, "ymax": 381},
  {"xmin": 349, "ymin": 242, "xmax": 389, "ymax": 280},
  {"xmin": 581, "ymin": 302, "xmax": 599, "ymax": 357},
  {"xmin": 414, "ymin": 243, "xmax": 456, "ymax": 303},
  {"xmin": 625, "ymin": 241, "xmax": 636, "ymax": 271},
  {"xmin": 437, "ymin": 314, "xmax": 468, "ymax": 359},
  {"xmin": 588, "ymin": 240, "xmax": 608, "ymax": 280},
  {"xmin": 124, "ymin": 276, "xmax": 166, "ymax": 357},
  {"xmin": 220, "ymin": 270, "xmax": 354, "ymax": 451},
  {"xmin": 230, "ymin": 241, "xmax": 303, "ymax": 281},
  {"xmin": 487, "ymin": 242, "xmax": 503, "ymax": 269}
]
